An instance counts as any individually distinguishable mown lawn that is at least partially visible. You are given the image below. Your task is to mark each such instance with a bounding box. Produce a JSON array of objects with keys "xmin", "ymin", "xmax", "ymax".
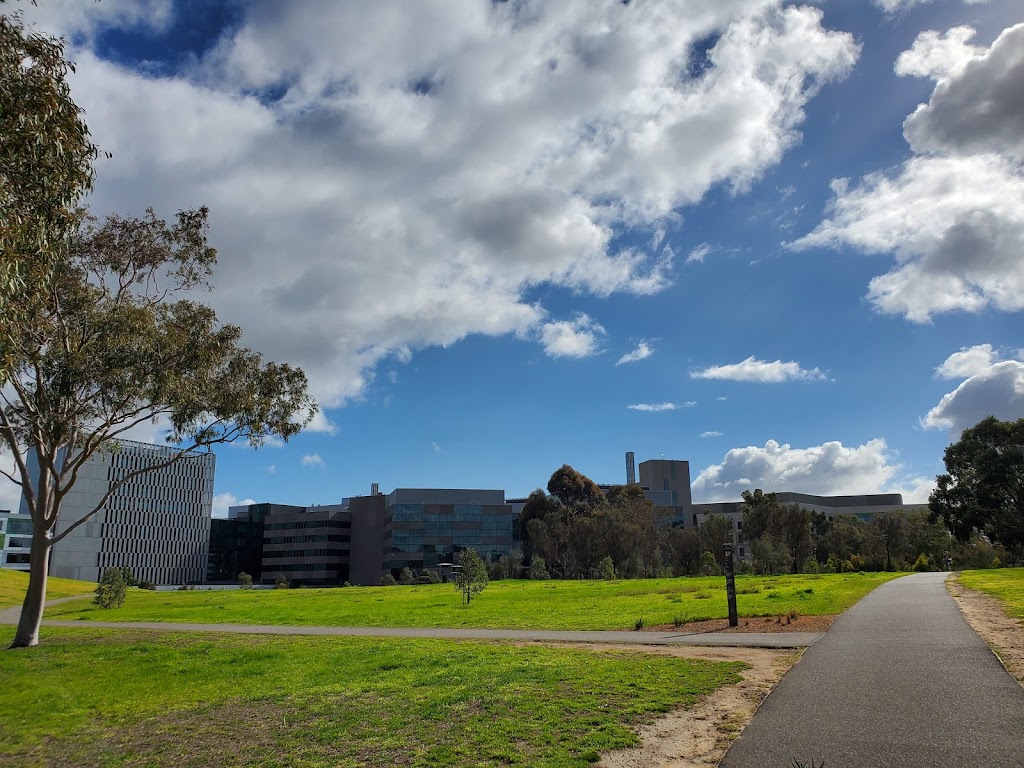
[
  {"xmin": 958, "ymin": 569, "xmax": 1024, "ymax": 621},
  {"xmin": 0, "ymin": 627, "xmax": 743, "ymax": 768},
  {"xmin": 45, "ymin": 572, "xmax": 902, "ymax": 630},
  {"xmin": 0, "ymin": 568, "xmax": 95, "ymax": 609}
]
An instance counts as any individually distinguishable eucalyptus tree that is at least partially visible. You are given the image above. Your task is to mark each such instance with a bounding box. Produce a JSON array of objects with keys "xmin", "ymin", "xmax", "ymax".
[
  {"xmin": 1, "ymin": 4, "xmax": 99, "ymax": 370},
  {"xmin": 2, "ymin": 208, "xmax": 316, "ymax": 648}
]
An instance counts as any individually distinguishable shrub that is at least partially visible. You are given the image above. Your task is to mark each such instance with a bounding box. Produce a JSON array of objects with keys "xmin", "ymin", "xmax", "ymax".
[
  {"xmin": 238, "ymin": 572, "xmax": 254, "ymax": 589},
  {"xmin": 119, "ymin": 566, "xmax": 138, "ymax": 587},
  {"xmin": 913, "ymin": 553, "xmax": 932, "ymax": 572},
  {"xmin": 137, "ymin": 579, "xmax": 156, "ymax": 591},
  {"xmin": 275, "ymin": 574, "xmax": 291, "ymax": 589},
  {"xmin": 380, "ymin": 573, "xmax": 397, "ymax": 586},
  {"xmin": 528, "ymin": 557, "xmax": 550, "ymax": 580},
  {"xmin": 597, "ymin": 555, "xmax": 616, "ymax": 580},
  {"xmin": 94, "ymin": 567, "xmax": 127, "ymax": 609},
  {"xmin": 342, "ymin": 581, "xmax": 352, "ymax": 587},
  {"xmin": 634, "ymin": 618, "xmax": 644, "ymax": 631},
  {"xmin": 673, "ymin": 616, "xmax": 684, "ymax": 629},
  {"xmin": 398, "ymin": 567, "xmax": 415, "ymax": 585},
  {"xmin": 736, "ymin": 558, "xmax": 754, "ymax": 576}
]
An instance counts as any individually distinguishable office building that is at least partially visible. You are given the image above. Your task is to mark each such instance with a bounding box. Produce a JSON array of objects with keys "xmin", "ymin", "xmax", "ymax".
[
  {"xmin": 17, "ymin": 440, "xmax": 216, "ymax": 585},
  {"xmin": 0, "ymin": 510, "xmax": 32, "ymax": 571}
]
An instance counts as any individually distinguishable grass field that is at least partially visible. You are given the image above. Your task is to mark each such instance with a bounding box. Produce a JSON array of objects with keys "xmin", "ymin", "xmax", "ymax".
[
  {"xmin": 45, "ymin": 572, "xmax": 902, "ymax": 630},
  {"xmin": 0, "ymin": 627, "xmax": 743, "ymax": 768},
  {"xmin": 958, "ymin": 569, "xmax": 1024, "ymax": 621},
  {"xmin": 0, "ymin": 568, "xmax": 95, "ymax": 609}
]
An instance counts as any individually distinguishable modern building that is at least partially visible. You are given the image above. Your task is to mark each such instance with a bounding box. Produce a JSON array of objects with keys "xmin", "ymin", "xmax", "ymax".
[
  {"xmin": 0, "ymin": 510, "xmax": 32, "ymax": 571},
  {"xmin": 16, "ymin": 440, "xmax": 216, "ymax": 585}
]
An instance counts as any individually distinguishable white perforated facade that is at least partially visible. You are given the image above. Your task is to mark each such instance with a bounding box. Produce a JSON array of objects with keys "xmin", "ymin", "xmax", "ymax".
[{"xmin": 21, "ymin": 440, "xmax": 216, "ymax": 585}]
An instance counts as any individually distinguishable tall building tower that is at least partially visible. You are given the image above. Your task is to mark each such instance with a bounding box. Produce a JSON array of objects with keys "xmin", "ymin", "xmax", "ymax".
[
  {"xmin": 625, "ymin": 452, "xmax": 636, "ymax": 485},
  {"xmin": 638, "ymin": 459, "xmax": 692, "ymax": 511},
  {"xmin": 23, "ymin": 440, "xmax": 216, "ymax": 585}
]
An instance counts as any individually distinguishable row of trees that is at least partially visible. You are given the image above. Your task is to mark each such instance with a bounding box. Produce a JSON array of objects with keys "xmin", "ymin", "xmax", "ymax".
[{"xmin": 509, "ymin": 460, "xmax": 1014, "ymax": 581}]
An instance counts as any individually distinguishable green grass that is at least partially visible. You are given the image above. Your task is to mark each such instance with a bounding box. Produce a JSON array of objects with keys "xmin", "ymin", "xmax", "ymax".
[
  {"xmin": 45, "ymin": 572, "xmax": 902, "ymax": 630},
  {"xmin": 0, "ymin": 568, "xmax": 95, "ymax": 609},
  {"xmin": 0, "ymin": 627, "xmax": 743, "ymax": 767},
  {"xmin": 958, "ymin": 568, "xmax": 1024, "ymax": 622}
]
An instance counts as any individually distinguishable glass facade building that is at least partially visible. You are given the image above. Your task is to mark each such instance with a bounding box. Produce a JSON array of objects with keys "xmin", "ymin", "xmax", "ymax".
[{"xmin": 386, "ymin": 501, "xmax": 516, "ymax": 572}]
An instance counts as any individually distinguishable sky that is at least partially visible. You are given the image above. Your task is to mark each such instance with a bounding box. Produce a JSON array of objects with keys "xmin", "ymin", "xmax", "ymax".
[{"xmin": 7, "ymin": 0, "xmax": 1024, "ymax": 516}]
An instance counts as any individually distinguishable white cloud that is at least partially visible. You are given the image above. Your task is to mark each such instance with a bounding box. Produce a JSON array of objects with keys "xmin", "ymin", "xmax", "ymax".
[
  {"xmin": 38, "ymin": 1, "xmax": 858, "ymax": 410},
  {"xmin": 301, "ymin": 453, "xmax": 325, "ymax": 469},
  {"xmin": 431, "ymin": 442, "xmax": 444, "ymax": 455},
  {"xmin": 540, "ymin": 314, "xmax": 605, "ymax": 359},
  {"xmin": 873, "ymin": 0, "xmax": 990, "ymax": 16},
  {"xmin": 922, "ymin": 360, "xmax": 1024, "ymax": 433},
  {"xmin": 264, "ymin": 464, "xmax": 277, "ymax": 475},
  {"xmin": 795, "ymin": 23, "xmax": 1024, "ymax": 323},
  {"xmin": 211, "ymin": 492, "xmax": 256, "ymax": 519},
  {"xmin": 616, "ymin": 340, "xmax": 654, "ymax": 366},
  {"xmin": 628, "ymin": 402, "xmax": 693, "ymax": 412},
  {"xmin": 934, "ymin": 344, "xmax": 1000, "ymax": 379},
  {"xmin": 700, "ymin": 430, "xmax": 723, "ymax": 438},
  {"xmin": 691, "ymin": 356, "xmax": 826, "ymax": 382},
  {"xmin": 692, "ymin": 438, "xmax": 931, "ymax": 503},
  {"xmin": 687, "ymin": 243, "xmax": 712, "ymax": 264}
]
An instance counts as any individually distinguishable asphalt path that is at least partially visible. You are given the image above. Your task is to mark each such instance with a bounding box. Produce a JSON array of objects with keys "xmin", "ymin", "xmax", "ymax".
[
  {"xmin": 721, "ymin": 572, "xmax": 1024, "ymax": 768},
  {"xmin": 0, "ymin": 598, "xmax": 820, "ymax": 647}
]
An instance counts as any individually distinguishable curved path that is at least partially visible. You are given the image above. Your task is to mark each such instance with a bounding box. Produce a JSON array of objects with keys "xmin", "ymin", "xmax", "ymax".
[
  {"xmin": 721, "ymin": 572, "xmax": 1024, "ymax": 768},
  {"xmin": 0, "ymin": 597, "xmax": 820, "ymax": 648}
]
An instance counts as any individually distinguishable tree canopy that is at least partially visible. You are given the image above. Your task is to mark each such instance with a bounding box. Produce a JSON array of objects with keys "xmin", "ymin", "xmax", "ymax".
[
  {"xmin": 2, "ymin": 207, "xmax": 316, "ymax": 648},
  {"xmin": 1, "ymin": 6, "xmax": 99, "ymax": 369},
  {"xmin": 929, "ymin": 416, "xmax": 1024, "ymax": 561}
]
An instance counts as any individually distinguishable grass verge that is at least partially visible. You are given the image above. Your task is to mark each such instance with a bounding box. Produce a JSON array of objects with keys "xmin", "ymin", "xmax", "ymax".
[
  {"xmin": 0, "ymin": 627, "xmax": 743, "ymax": 768},
  {"xmin": 44, "ymin": 573, "xmax": 901, "ymax": 630},
  {"xmin": 0, "ymin": 569, "xmax": 95, "ymax": 609},
  {"xmin": 958, "ymin": 569, "xmax": 1024, "ymax": 621}
]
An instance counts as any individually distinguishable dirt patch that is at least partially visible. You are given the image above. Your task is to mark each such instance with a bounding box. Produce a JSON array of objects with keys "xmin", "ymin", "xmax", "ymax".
[
  {"xmin": 947, "ymin": 575, "xmax": 1024, "ymax": 687},
  {"xmin": 645, "ymin": 614, "xmax": 836, "ymax": 634},
  {"xmin": 589, "ymin": 645, "xmax": 801, "ymax": 768}
]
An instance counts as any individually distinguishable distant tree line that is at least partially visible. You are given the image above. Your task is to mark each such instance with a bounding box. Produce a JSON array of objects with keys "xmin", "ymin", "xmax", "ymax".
[{"xmin": 496, "ymin": 454, "xmax": 1014, "ymax": 580}]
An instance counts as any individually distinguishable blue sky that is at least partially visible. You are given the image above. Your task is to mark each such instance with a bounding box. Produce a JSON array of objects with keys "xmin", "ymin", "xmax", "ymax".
[{"xmin": 13, "ymin": 0, "xmax": 1024, "ymax": 514}]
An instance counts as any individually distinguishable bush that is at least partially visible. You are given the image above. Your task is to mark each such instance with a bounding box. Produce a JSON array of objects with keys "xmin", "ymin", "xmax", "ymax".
[
  {"xmin": 528, "ymin": 557, "xmax": 550, "ymax": 580},
  {"xmin": 94, "ymin": 567, "xmax": 127, "ymax": 609},
  {"xmin": 419, "ymin": 569, "xmax": 441, "ymax": 584},
  {"xmin": 634, "ymin": 618, "xmax": 644, "ymax": 631},
  {"xmin": 275, "ymin": 574, "xmax": 291, "ymax": 589},
  {"xmin": 380, "ymin": 573, "xmax": 397, "ymax": 586},
  {"xmin": 238, "ymin": 572, "xmax": 254, "ymax": 589},
  {"xmin": 597, "ymin": 555, "xmax": 616, "ymax": 580},
  {"xmin": 137, "ymin": 579, "xmax": 156, "ymax": 590},
  {"xmin": 398, "ymin": 567, "xmax": 415, "ymax": 585},
  {"xmin": 342, "ymin": 581, "xmax": 352, "ymax": 587},
  {"xmin": 699, "ymin": 551, "xmax": 722, "ymax": 577},
  {"xmin": 736, "ymin": 558, "xmax": 754, "ymax": 576},
  {"xmin": 913, "ymin": 553, "xmax": 932, "ymax": 572},
  {"xmin": 119, "ymin": 566, "xmax": 138, "ymax": 587}
]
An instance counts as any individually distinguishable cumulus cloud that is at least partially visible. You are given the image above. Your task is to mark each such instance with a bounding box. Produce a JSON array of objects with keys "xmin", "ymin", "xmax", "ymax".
[
  {"xmin": 628, "ymin": 401, "xmax": 694, "ymax": 412},
  {"xmin": 540, "ymin": 314, "xmax": 605, "ymax": 359},
  {"xmin": 934, "ymin": 343, "xmax": 1000, "ymax": 379},
  {"xmin": 616, "ymin": 340, "xmax": 654, "ymax": 366},
  {"xmin": 35, "ymin": 1, "xmax": 859, "ymax": 410},
  {"xmin": 794, "ymin": 23, "xmax": 1024, "ymax": 323},
  {"xmin": 301, "ymin": 453, "xmax": 325, "ymax": 469},
  {"xmin": 691, "ymin": 356, "xmax": 826, "ymax": 382},
  {"xmin": 691, "ymin": 438, "xmax": 931, "ymax": 502},
  {"xmin": 922, "ymin": 360, "xmax": 1024, "ymax": 433},
  {"xmin": 211, "ymin": 492, "xmax": 256, "ymax": 519}
]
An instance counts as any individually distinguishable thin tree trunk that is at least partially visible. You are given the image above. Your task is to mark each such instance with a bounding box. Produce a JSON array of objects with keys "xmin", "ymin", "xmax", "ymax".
[{"xmin": 10, "ymin": 526, "xmax": 52, "ymax": 649}]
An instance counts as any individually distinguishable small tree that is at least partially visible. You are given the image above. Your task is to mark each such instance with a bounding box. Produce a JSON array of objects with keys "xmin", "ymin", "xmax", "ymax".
[
  {"xmin": 453, "ymin": 549, "xmax": 489, "ymax": 605},
  {"xmin": 528, "ymin": 556, "xmax": 550, "ymax": 580},
  {"xmin": 119, "ymin": 566, "xmax": 137, "ymax": 587},
  {"xmin": 237, "ymin": 572, "xmax": 253, "ymax": 589},
  {"xmin": 597, "ymin": 554, "xmax": 616, "ymax": 580},
  {"xmin": 398, "ymin": 567, "xmax": 415, "ymax": 585},
  {"xmin": 93, "ymin": 567, "xmax": 127, "ymax": 609},
  {"xmin": 274, "ymin": 574, "xmax": 290, "ymax": 589}
]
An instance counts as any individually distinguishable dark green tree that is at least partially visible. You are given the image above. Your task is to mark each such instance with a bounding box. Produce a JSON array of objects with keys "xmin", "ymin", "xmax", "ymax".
[
  {"xmin": 2, "ymin": 208, "xmax": 315, "ymax": 648},
  {"xmin": 453, "ymin": 549, "xmax": 489, "ymax": 605},
  {"xmin": 930, "ymin": 416, "xmax": 1024, "ymax": 562},
  {"xmin": 93, "ymin": 567, "xmax": 127, "ymax": 609},
  {"xmin": 546, "ymin": 464, "xmax": 605, "ymax": 515},
  {"xmin": 697, "ymin": 513, "xmax": 733, "ymax": 569}
]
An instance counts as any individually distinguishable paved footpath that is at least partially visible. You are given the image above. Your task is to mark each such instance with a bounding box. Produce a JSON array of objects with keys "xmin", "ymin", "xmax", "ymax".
[
  {"xmin": 0, "ymin": 598, "xmax": 820, "ymax": 648},
  {"xmin": 721, "ymin": 572, "xmax": 1024, "ymax": 768}
]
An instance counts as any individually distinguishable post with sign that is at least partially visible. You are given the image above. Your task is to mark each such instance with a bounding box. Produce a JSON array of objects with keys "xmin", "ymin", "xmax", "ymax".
[{"xmin": 724, "ymin": 542, "xmax": 738, "ymax": 628}]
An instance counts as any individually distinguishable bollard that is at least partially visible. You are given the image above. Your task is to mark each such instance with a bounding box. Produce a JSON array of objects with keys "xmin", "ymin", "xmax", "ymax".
[{"xmin": 724, "ymin": 542, "xmax": 738, "ymax": 628}]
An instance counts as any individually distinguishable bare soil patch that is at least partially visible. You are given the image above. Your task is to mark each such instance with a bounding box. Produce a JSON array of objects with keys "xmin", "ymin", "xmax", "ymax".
[
  {"xmin": 646, "ymin": 614, "xmax": 836, "ymax": 634},
  {"xmin": 586, "ymin": 645, "xmax": 801, "ymax": 768},
  {"xmin": 947, "ymin": 575, "xmax": 1024, "ymax": 687}
]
